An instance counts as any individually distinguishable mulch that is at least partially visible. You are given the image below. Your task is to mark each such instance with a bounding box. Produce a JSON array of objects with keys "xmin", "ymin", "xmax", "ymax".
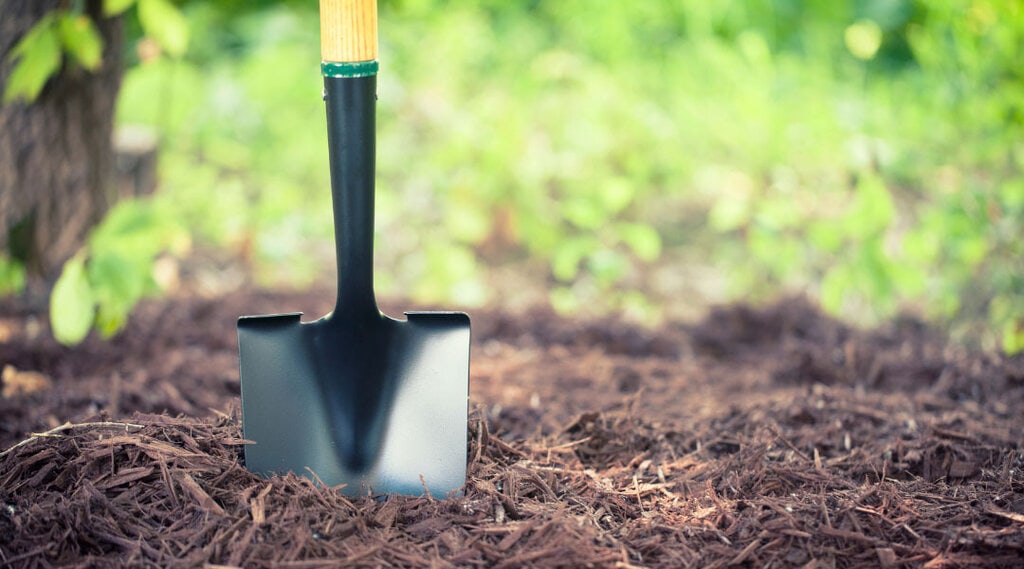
[{"xmin": 1, "ymin": 290, "xmax": 1022, "ymax": 568}]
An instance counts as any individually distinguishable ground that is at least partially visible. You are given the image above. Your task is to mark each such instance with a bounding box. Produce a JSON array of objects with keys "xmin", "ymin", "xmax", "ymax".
[{"xmin": 0, "ymin": 288, "xmax": 1022, "ymax": 568}]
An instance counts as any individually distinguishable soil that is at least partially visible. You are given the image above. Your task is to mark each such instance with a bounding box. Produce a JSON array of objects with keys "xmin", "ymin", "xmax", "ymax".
[{"xmin": 1, "ymin": 289, "xmax": 1022, "ymax": 568}]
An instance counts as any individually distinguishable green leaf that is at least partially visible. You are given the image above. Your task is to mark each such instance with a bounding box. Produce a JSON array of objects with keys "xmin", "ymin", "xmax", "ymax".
[
  {"xmin": 414, "ymin": 242, "xmax": 481, "ymax": 303},
  {"xmin": 138, "ymin": 0, "xmax": 189, "ymax": 58},
  {"xmin": 737, "ymin": 30, "xmax": 772, "ymax": 66},
  {"xmin": 854, "ymin": 244, "xmax": 896, "ymax": 316},
  {"xmin": 90, "ymin": 200, "xmax": 162, "ymax": 255},
  {"xmin": 890, "ymin": 261, "xmax": 927, "ymax": 298},
  {"xmin": 552, "ymin": 237, "xmax": 597, "ymax": 281},
  {"xmin": 820, "ymin": 265, "xmax": 850, "ymax": 314},
  {"xmin": 617, "ymin": 223, "xmax": 661, "ymax": 262},
  {"xmin": 845, "ymin": 19, "xmax": 883, "ymax": 61},
  {"xmin": 598, "ymin": 178, "xmax": 635, "ymax": 214},
  {"xmin": 754, "ymin": 197, "xmax": 802, "ymax": 230},
  {"xmin": 992, "ymin": 296, "xmax": 1024, "ymax": 355},
  {"xmin": 998, "ymin": 179, "xmax": 1024, "ymax": 210},
  {"xmin": 808, "ymin": 219, "xmax": 844, "ymax": 253},
  {"xmin": 1003, "ymin": 319, "xmax": 1024, "ymax": 355},
  {"xmin": 843, "ymin": 173, "xmax": 894, "ymax": 239},
  {"xmin": 955, "ymin": 234, "xmax": 990, "ymax": 267},
  {"xmin": 708, "ymin": 196, "xmax": 750, "ymax": 232},
  {"xmin": 95, "ymin": 300, "xmax": 130, "ymax": 338},
  {"xmin": 0, "ymin": 255, "xmax": 26, "ymax": 295},
  {"xmin": 747, "ymin": 225, "xmax": 778, "ymax": 264},
  {"xmin": 902, "ymin": 224, "xmax": 941, "ymax": 264},
  {"xmin": 89, "ymin": 199, "xmax": 189, "ymax": 263},
  {"xmin": 103, "ymin": 0, "xmax": 137, "ymax": 17},
  {"xmin": 57, "ymin": 14, "xmax": 103, "ymax": 71},
  {"xmin": 562, "ymin": 198, "xmax": 604, "ymax": 230},
  {"xmin": 88, "ymin": 251, "xmax": 148, "ymax": 308},
  {"xmin": 549, "ymin": 286, "xmax": 579, "ymax": 314},
  {"xmin": 3, "ymin": 15, "xmax": 62, "ymax": 104},
  {"xmin": 445, "ymin": 199, "xmax": 492, "ymax": 244},
  {"xmin": 50, "ymin": 255, "xmax": 96, "ymax": 346},
  {"xmin": 936, "ymin": 291, "xmax": 960, "ymax": 318},
  {"xmin": 586, "ymin": 249, "xmax": 628, "ymax": 285}
]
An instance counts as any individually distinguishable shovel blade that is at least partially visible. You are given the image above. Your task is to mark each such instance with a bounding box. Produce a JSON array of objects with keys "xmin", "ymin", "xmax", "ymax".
[{"xmin": 238, "ymin": 311, "xmax": 470, "ymax": 496}]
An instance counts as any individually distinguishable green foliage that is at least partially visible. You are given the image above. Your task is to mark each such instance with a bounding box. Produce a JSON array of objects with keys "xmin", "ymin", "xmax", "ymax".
[
  {"xmin": 50, "ymin": 255, "xmax": 94, "ymax": 345},
  {"xmin": 845, "ymin": 19, "xmax": 884, "ymax": 60},
  {"xmin": 9, "ymin": 0, "xmax": 1019, "ymax": 350},
  {"xmin": 700, "ymin": 0, "xmax": 1024, "ymax": 351},
  {"xmin": 109, "ymin": 2, "xmax": 684, "ymax": 311},
  {"xmin": 3, "ymin": 13, "xmax": 62, "ymax": 103},
  {"xmin": 49, "ymin": 199, "xmax": 189, "ymax": 345},
  {"xmin": 57, "ymin": 13, "xmax": 104, "ymax": 70},
  {"xmin": 104, "ymin": 0, "xmax": 139, "ymax": 17},
  {"xmin": 0, "ymin": 256, "xmax": 26, "ymax": 296},
  {"xmin": 105, "ymin": 0, "xmax": 1024, "ymax": 350},
  {"xmin": 137, "ymin": 0, "xmax": 190, "ymax": 58},
  {"xmin": 3, "ymin": 0, "xmax": 189, "ymax": 104}
]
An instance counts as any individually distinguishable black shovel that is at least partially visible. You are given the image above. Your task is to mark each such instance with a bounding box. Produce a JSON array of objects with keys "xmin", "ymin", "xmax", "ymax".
[{"xmin": 238, "ymin": 0, "xmax": 470, "ymax": 497}]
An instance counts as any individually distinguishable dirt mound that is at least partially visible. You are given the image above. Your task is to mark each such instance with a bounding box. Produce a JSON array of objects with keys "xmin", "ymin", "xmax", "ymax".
[{"xmin": 1, "ymin": 293, "xmax": 1023, "ymax": 567}]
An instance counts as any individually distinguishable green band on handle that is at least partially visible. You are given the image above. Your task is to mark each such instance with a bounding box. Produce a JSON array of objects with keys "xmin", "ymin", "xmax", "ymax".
[{"xmin": 322, "ymin": 60, "xmax": 379, "ymax": 78}]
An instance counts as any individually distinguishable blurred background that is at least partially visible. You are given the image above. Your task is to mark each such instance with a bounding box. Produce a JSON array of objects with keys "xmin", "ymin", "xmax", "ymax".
[{"xmin": 2, "ymin": 0, "xmax": 1022, "ymax": 352}]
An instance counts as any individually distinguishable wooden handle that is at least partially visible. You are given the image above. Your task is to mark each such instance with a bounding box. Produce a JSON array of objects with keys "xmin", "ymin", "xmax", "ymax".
[{"xmin": 320, "ymin": 0, "xmax": 377, "ymax": 63}]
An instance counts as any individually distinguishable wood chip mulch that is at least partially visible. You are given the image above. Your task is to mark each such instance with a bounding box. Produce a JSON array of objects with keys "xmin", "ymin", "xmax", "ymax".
[{"xmin": 1, "ymin": 295, "xmax": 1023, "ymax": 568}]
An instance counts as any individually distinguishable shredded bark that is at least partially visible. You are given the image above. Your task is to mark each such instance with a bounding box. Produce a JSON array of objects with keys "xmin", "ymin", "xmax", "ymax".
[{"xmin": 1, "ymin": 293, "xmax": 1022, "ymax": 567}]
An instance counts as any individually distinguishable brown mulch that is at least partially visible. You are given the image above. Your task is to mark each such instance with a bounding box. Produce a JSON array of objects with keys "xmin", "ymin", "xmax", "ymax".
[{"xmin": 1, "ymin": 290, "xmax": 1023, "ymax": 568}]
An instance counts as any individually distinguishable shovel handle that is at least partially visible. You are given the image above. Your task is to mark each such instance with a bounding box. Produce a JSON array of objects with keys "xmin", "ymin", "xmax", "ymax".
[
  {"xmin": 320, "ymin": 0, "xmax": 378, "ymax": 63},
  {"xmin": 320, "ymin": 0, "xmax": 379, "ymax": 314}
]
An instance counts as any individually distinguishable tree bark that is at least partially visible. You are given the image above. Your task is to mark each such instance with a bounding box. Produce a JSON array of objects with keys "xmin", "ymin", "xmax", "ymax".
[{"xmin": 0, "ymin": 0, "xmax": 123, "ymax": 280}]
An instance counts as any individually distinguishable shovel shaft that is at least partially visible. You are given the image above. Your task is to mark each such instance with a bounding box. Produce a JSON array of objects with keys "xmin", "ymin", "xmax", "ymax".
[
  {"xmin": 321, "ymin": 0, "xmax": 380, "ymax": 316},
  {"xmin": 320, "ymin": 0, "xmax": 377, "ymax": 63},
  {"xmin": 326, "ymin": 74, "xmax": 378, "ymax": 315}
]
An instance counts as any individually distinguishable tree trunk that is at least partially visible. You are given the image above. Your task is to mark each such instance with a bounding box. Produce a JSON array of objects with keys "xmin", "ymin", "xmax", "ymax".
[{"xmin": 0, "ymin": 0, "xmax": 123, "ymax": 280}]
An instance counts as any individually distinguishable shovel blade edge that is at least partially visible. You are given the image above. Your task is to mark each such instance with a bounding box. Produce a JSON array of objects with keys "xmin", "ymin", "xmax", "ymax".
[{"xmin": 238, "ymin": 311, "xmax": 470, "ymax": 497}]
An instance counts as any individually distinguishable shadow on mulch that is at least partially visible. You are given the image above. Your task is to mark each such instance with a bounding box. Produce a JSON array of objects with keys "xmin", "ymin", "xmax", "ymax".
[{"xmin": 1, "ymin": 293, "xmax": 1023, "ymax": 568}]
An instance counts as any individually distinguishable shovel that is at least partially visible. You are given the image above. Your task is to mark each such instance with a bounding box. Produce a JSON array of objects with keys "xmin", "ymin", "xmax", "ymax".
[{"xmin": 238, "ymin": 0, "xmax": 470, "ymax": 497}]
